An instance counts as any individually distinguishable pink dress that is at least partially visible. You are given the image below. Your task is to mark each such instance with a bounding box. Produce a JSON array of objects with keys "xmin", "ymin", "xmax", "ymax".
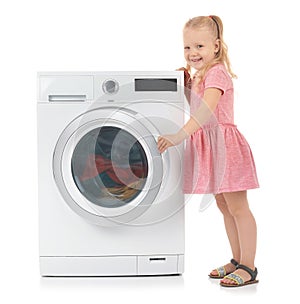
[{"xmin": 183, "ymin": 64, "xmax": 259, "ymax": 194}]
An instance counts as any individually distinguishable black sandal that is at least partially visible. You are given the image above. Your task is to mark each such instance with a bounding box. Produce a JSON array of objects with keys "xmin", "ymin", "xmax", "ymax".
[
  {"xmin": 220, "ymin": 264, "xmax": 259, "ymax": 287},
  {"xmin": 209, "ymin": 258, "xmax": 239, "ymax": 279}
]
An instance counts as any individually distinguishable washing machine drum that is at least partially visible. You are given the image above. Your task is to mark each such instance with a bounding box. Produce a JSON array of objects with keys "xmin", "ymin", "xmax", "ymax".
[
  {"xmin": 53, "ymin": 107, "xmax": 164, "ymax": 226},
  {"xmin": 71, "ymin": 126, "xmax": 149, "ymax": 208}
]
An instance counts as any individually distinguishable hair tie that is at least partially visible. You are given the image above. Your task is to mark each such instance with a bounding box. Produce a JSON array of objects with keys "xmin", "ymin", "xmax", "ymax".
[{"xmin": 208, "ymin": 15, "xmax": 220, "ymax": 38}]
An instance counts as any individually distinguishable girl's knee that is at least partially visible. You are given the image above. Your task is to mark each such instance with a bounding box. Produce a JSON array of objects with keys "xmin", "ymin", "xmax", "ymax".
[
  {"xmin": 215, "ymin": 194, "xmax": 229, "ymax": 214},
  {"xmin": 226, "ymin": 201, "xmax": 250, "ymax": 217},
  {"xmin": 223, "ymin": 191, "xmax": 250, "ymax": 217}
]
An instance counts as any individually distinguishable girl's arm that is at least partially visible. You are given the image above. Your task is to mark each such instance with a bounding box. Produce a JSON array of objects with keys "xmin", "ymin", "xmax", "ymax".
[
  {"xmin": 157, "ymin": 87, "xmax": 222, "ymax": 153},
  {"xmin": 181, "ymin": 87, "xmax": 222, "ymax": 135}
]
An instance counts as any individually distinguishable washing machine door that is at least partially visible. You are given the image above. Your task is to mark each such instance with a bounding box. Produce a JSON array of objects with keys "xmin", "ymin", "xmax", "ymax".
[{"xmin": 53, "ymin": 106, "xmax": 164, "ymax": 226}]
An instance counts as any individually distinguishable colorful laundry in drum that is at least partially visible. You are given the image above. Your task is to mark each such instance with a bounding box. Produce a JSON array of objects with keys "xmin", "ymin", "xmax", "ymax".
[{"xmin": 71, "ymin": 126, "xmax": 148, "ymax": 205}]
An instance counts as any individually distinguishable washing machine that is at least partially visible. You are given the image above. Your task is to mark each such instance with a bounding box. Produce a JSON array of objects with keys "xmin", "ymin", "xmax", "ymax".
[{"xmin": 37, "ymin": 71, "xmax": 185, "ymax": 276}]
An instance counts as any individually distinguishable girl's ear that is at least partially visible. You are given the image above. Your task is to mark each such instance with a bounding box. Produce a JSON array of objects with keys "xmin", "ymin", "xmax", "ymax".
[{"xmin": 214, "ymin": 39, "xmax": 220, "ymax": 54}]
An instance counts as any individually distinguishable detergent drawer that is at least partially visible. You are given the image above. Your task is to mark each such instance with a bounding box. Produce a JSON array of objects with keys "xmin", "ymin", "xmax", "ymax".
[{"xmin": 39, "ymin": 75, "xmax": 94, "ymax": 102}]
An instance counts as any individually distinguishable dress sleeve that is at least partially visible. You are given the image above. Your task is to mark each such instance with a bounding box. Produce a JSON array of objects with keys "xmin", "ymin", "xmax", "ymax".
[{"xmin": 203, "ymin": 65, "xmax": 229, "ymax": 95}]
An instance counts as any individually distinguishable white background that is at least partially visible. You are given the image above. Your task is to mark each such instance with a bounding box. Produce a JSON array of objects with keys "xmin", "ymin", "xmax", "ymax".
[{"xmin": 1, "ymin": 0, "xmax": 299, "ymax": 303}]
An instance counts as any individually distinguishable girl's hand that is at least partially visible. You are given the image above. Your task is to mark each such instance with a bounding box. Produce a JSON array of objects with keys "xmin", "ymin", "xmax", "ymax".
[
  {"xmin": 157, "ymin": 134, "xmax": 182, "ymax": 154},
  {"xmin": 176, "ymin": 67, "xmax": 191, "ymax": 88}
]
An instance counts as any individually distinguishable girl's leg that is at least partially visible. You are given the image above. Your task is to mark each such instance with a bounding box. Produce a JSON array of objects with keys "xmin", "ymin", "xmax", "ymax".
[
  {"xmin": 221, "ymin": 190, "xmax": 257, "ymax": 284},
  {"xmin": 215, "ymin": 193, "xmax": 241, "ymax": 262},
  {"xmin": 210, "ymin": 194, "xmax": 240, "ymax": 276}
]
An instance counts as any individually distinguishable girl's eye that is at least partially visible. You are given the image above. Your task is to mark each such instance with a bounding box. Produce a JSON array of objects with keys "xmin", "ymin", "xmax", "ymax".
[
  {"xmin": 184, "ymin": 46, "xmax": 190, "ymax": 50},
  {"xmin": 197, "ymin": 45, "xmax": 203, "ymax": 49}
]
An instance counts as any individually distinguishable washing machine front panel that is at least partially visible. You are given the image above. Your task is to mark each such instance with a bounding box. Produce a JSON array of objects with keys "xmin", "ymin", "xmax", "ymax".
[
  {"xmin": 53, "ymin": 107, "xmax": 165, "ymax": 225},
  {"xmin": 38, "ymin": 72, "xmax": 185, "ymax": 276}
]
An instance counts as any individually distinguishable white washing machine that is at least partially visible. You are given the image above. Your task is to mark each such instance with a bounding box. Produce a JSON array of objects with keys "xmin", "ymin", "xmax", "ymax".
[{"xmin": 37, "ymin": 71, "xmax": 185, "ymax": 276}]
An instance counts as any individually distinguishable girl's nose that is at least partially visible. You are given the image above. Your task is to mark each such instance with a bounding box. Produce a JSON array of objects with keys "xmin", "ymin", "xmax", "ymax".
[{"xmin": 190, "ymin": 48, "xmax": 199, "ymax": 56}]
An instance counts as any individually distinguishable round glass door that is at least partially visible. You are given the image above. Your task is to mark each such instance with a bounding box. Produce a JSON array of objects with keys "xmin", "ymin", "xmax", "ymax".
[
  {"xmin": 71, "ymin": 126, "xmax": 149, "ymax": 208},
  {"xmin": 53, "ymin": 106, "xmax": 164, "ymax": 226}
]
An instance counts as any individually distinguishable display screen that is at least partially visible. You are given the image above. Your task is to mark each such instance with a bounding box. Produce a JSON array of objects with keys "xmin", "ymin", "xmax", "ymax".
[{"xmin": 135, "ymin": 78, "xmax": 177, "ymax": 92}]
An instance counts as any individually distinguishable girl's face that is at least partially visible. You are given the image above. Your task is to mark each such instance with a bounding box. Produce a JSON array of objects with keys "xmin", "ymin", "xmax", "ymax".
[{"xmin": 183, "ymin": 27, "xmax": 220, "ymax": 71}]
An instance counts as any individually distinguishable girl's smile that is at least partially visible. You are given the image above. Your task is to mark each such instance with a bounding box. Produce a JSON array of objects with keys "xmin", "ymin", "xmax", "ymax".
[{"xmin": 190, "ymin": 57, "xmax": 202, "ymax": 63}]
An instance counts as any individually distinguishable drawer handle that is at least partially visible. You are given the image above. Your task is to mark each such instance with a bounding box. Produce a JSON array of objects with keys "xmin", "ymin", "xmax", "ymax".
[
  {"xmin": 149, "ymin": 257, "xmax": 166, "ymax": 262},
  {"xmin": 48, "ymin": 95, "xmax": 86, "ymax": 102}
]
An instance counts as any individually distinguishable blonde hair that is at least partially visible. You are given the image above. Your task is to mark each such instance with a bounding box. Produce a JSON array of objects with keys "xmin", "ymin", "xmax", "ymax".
[{"xmin": 184, "ymin": 15, "xmax": 236, "ymax": 83}]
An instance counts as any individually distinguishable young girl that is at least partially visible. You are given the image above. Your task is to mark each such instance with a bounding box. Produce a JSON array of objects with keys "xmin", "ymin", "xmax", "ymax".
[{"xmin": 157, "ymin": 15, "xmax": 259, "ymax": 287}]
